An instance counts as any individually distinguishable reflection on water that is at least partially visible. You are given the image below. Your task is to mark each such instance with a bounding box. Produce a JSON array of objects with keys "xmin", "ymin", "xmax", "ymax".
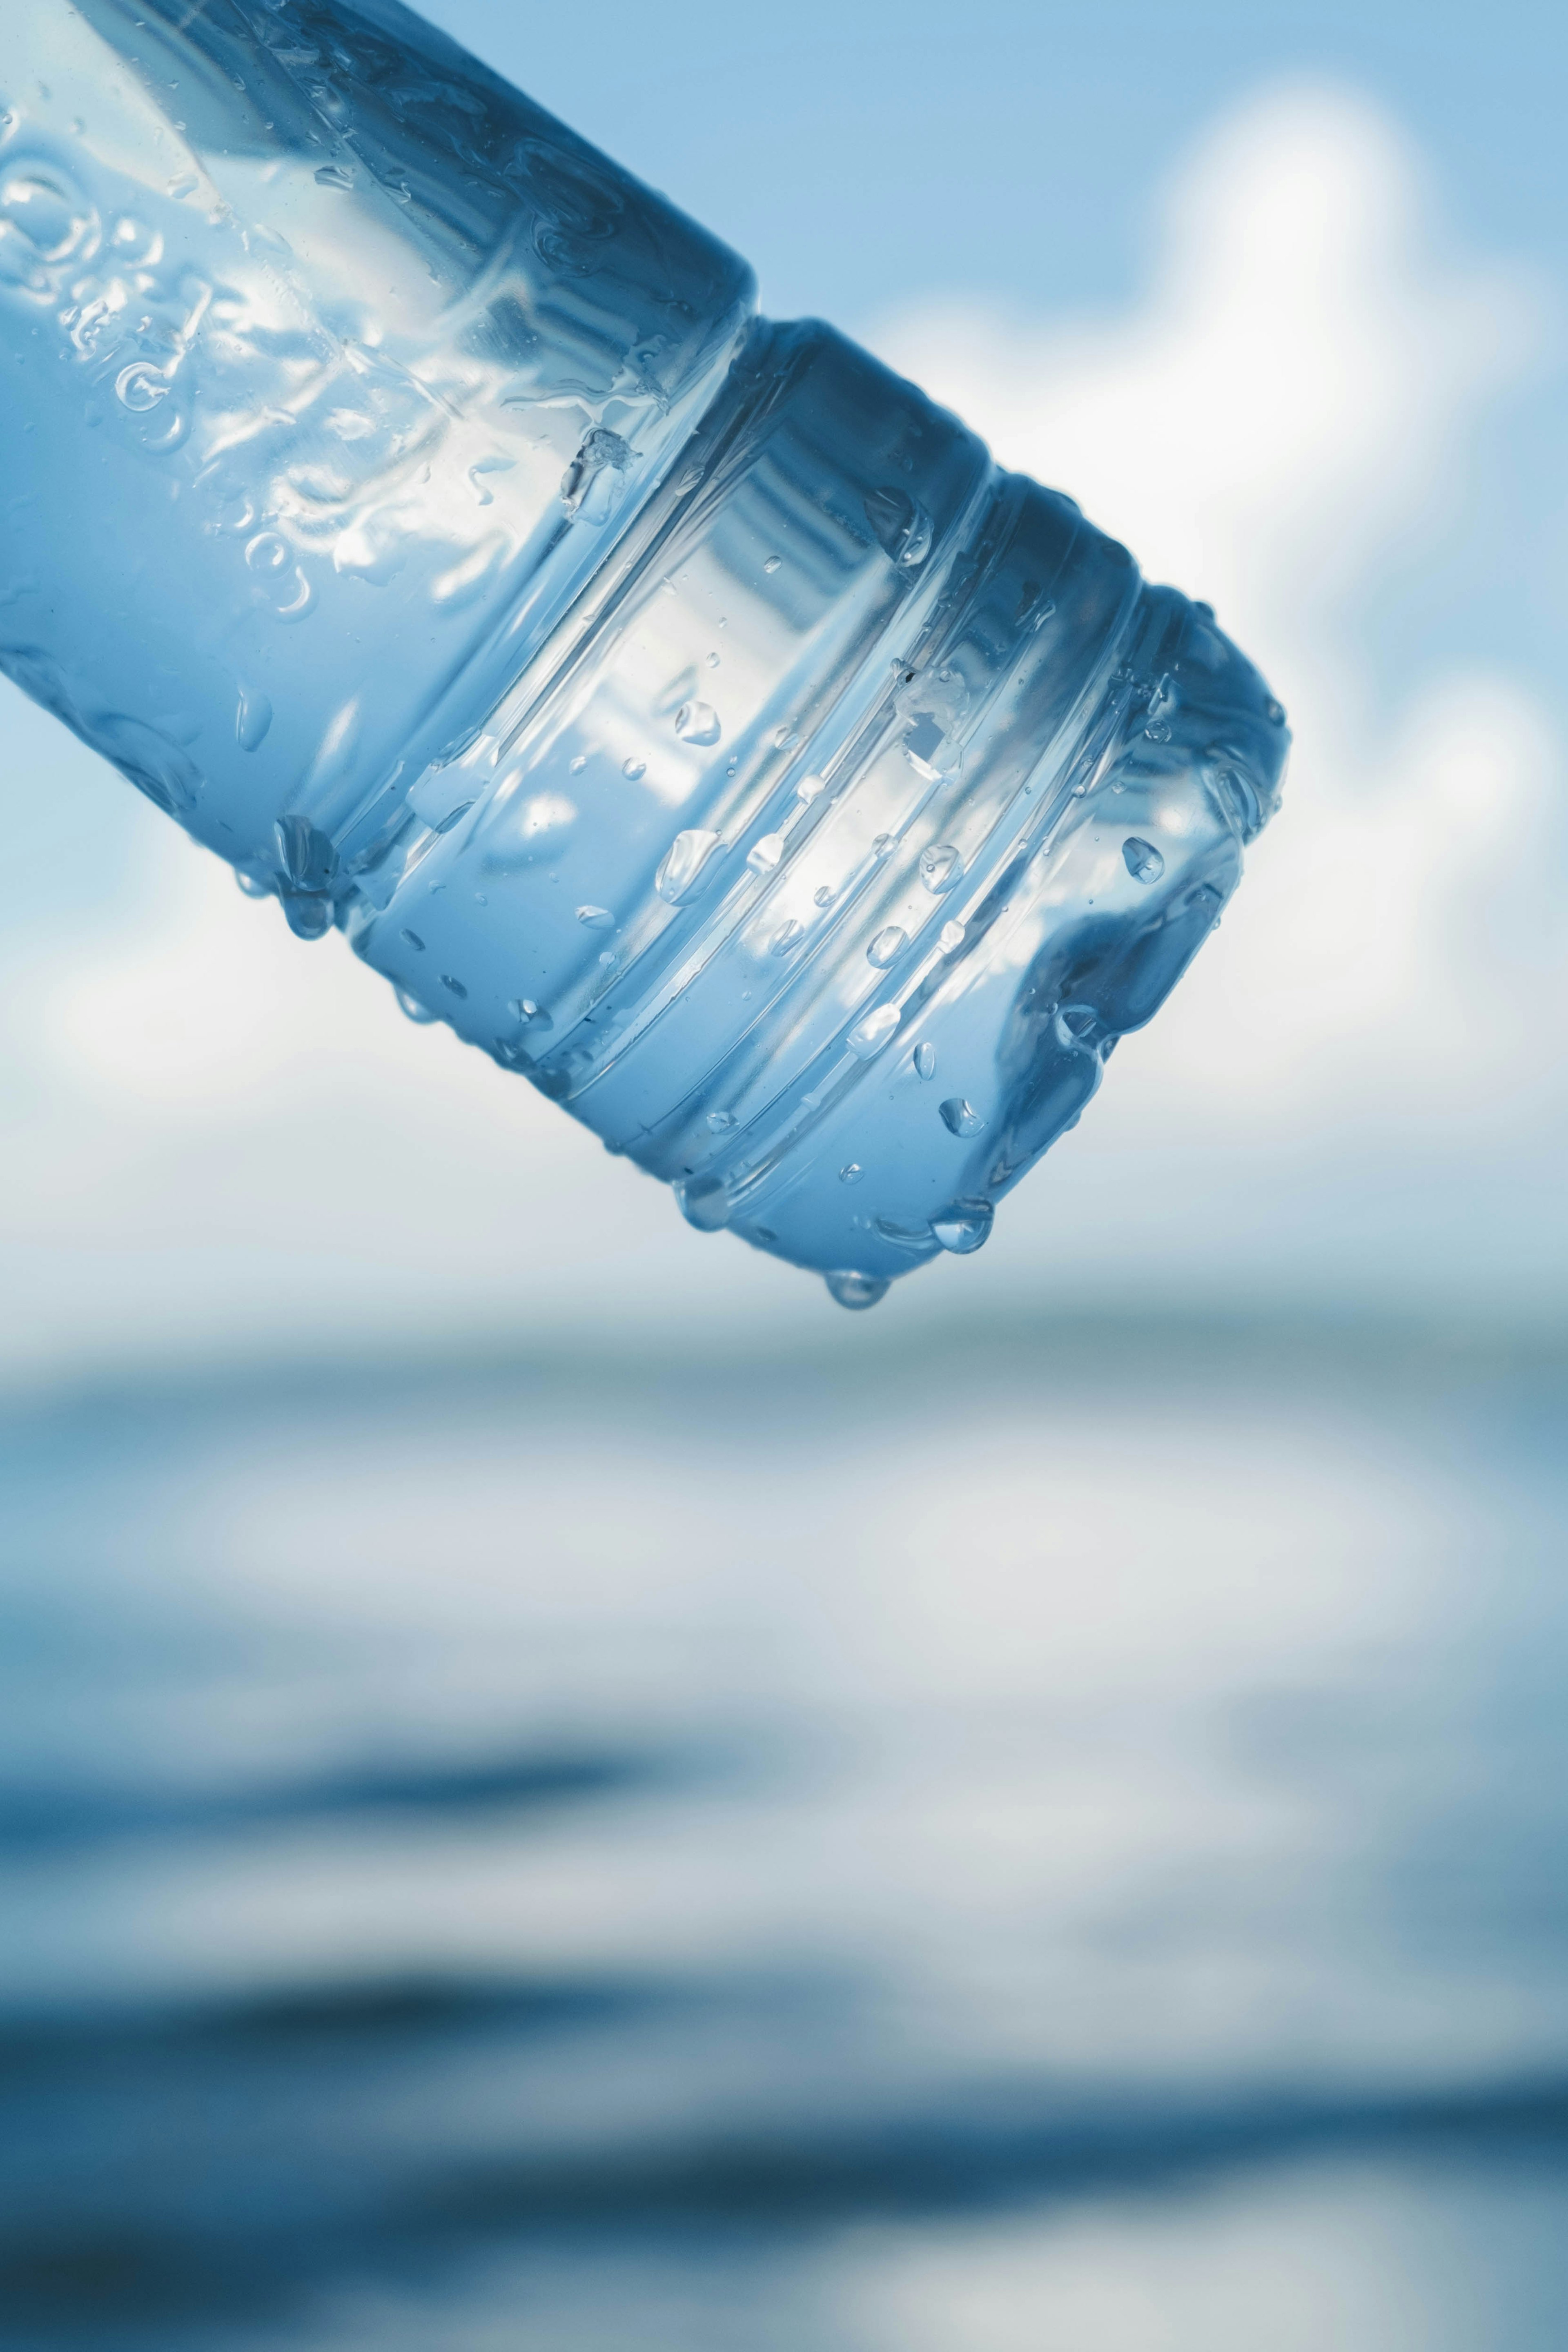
[{"xmin": 2, "ymin": 1314, "xmax": 1567, "ymax": 2349}]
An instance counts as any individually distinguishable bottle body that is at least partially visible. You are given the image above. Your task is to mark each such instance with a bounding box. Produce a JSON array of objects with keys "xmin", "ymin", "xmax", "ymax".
[{"xmin": 0, "ymin": 0, "xmax": 1287, "ymax": 1302}]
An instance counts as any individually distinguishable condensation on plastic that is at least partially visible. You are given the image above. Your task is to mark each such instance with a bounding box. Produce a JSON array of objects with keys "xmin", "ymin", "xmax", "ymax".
[{"xmin": 0, "ymin": 0, "xmax": 1289, "ymax": 1304}]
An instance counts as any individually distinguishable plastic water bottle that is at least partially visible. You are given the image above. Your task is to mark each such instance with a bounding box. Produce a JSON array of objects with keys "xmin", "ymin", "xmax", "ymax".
[{"xmin": 0, "ymin": 0, "xmax": 1288, "ymax": 1308}]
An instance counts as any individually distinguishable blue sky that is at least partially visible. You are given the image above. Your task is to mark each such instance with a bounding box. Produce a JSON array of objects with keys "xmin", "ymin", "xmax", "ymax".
[
  {"xmin": 417, "ymin": 0, "xmax": 1568, "ymax": 695},
  {"xmin": 1, "ymin": 0, "xmax": 1565, "ymax": 1376}
]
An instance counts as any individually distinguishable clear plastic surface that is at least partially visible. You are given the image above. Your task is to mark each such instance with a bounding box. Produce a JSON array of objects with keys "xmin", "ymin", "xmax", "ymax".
[{"xmin": 0, "ymin": 0, "xmax": 1289, "ymax": 1302}]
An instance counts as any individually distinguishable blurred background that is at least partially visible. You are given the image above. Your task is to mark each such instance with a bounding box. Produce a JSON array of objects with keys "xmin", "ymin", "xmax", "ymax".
[{"xmin": 4, "ymin": 0, "xmax": 1568, "ymax": 2345}]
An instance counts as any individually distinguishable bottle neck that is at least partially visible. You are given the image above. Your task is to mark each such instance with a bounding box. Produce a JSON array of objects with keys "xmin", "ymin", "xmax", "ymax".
[{"xmin": 342, "ymin": 317, "xmax": 1283, "ymax": 1285}]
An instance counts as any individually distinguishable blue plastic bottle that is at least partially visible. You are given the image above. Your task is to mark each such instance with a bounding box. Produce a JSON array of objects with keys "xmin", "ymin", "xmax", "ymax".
[{"xmin": 0, "ymin": 0, "xmax": 1287, "ymax": 1306}]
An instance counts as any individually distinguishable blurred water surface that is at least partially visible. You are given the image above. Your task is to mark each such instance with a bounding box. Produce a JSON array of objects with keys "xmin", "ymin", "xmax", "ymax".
[{"xmin": 3, "ymin": 1312, "xmax": 1567, "ymax": 2349}]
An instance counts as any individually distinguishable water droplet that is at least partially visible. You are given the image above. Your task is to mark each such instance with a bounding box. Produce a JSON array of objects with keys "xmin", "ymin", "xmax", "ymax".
[
  {"xmin": 394, "ymin": 985, "xmax": 437, "ymax": 1024},
  {"xmin": 931, "ymin": 1199, "xmax": 993, "ymax": 1254},
  {"xmin": 235, "ymin": 686, "xmax": 272, "ymax": 752},
  {"xmin": 577, "ymin": 904, "xmax": 614, "ymax": 929},
  {"xmin": 440, "ymin": 974, "xmax": 467, "ymax": 999},
  {"xmin": 281, "ymin": 893, "xmax": 333, "ymax": 940},
  {"xmin": 1123, "ymin": 836, "xmax": 1165, "ymax": 884},
  {"xmin": 770, "ymin": 918, "xmax": 804, "ymax": 956},
  {"xmin": 839, "ymin": 1162, "xmax": 864, "ymax": 1185},
  {"xmin": 116, "ymin": 360, "xmax": 174, "ymax": 414},
  {"xmin": 813, "ymin": 884, "xmax": 835, "ymax": 909},
  {"xmin": 773, "ymin": 726, "xmax": 799, "ymax": 751},
  {"xmin": 569, "ymin": 753, "xmax": 588, "ymax": 774},
  {"xmin": 400, "ymin": 928, "xmax": 425, "ymax": 951},
  {"xmin": 863, "ymin": 486, "xmax": 933, "ymax": 568},
  {"xmin": 871, "ymin": 832, "xmax": 893, "ymax": 857},
  {"xmin": 937, "ymin": 920, "xmax": 966, "ymax": 956},
  {"xmin": 939, "ymin": 1096, "xmax": 985, "ymax": 1137},
  {"xmin": 676, "ymin": 1176, "xmax": 731, "ymax": 1232},
  {"xmin": 1265, "ymin": 697, "xmax": 1286, "ymax": 726},
  {"xmin": 919, "ymin": 842, "xmax": 963, "ymax": 894},
  {"xmin": 1144, "ymin": 719, "xmax": 1172, "ymax": 743},
  {"xmin": 825, "ymin": 1270, "xmax": 889, "ymax": 1311},
  {"xmin": 509, "ymin": 998, "xmax": 553, "ymax": 1031},
  {"xmin": 913, "ymin": 1042, "xmax": 937, "ymax": 1081},
  {"xmin": 244, "ymin": 530, "xmax": 289, "ymax": 576},
  {"xmin": 797, "ymin": 774, "xmax": 826, "ymax": 803},
  {"xmin": 674, "ymin": 699, "xmax": 721, "ymax": 746},
  {"xmin": 313, "ymin": 161, "xmax": 353, "ymax": 189},
  {"xmin": 621, "ymin": 757, "xmax": 646, "ymax": 782},
  {"xmin": 748, "ymin": 832, "xmax": 785, "ymax": 874},
  {"xmin": 867, "ymin": 925, "xmax": 906, "ymax": 968},
  {"xmin": 560, "ymin": 426, "xmax": 634, "ymax": 519},
  {"xmin": 876, "ymin": 1216, "xmax": 930, "ymax": 1251},
  {"xmin": 847, "ymin": 1002, "xmax": 900, "ymax": 1060},
  {"xmin": 763, "ymin": 555, "xmax": 782, "ymax": 575},
  {"xmin": 706, "ymin": 1109, "xmax": 736, "ymax": 1132},
  {"xmin": 655, "ymin": 829, "xmax": 722, "ymax": 905},
  {"xmin": 234, "ymin": 869, "xmax": 270, "ymax": 900},
  {"xmin": 706, "ymin": 650, "xmax": 721, "ymax": 669}
]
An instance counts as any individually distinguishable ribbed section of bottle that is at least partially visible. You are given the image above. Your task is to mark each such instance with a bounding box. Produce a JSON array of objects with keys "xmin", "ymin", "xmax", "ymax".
[
  {"xmin": 0, "ymin": 0, "xmax": 1289, "ymax": 1305},
  {"xmin": 345, "ymin": 319, "xmax": 1288, "ymax": 1300}
]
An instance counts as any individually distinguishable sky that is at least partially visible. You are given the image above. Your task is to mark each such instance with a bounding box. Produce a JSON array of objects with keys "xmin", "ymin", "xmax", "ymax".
[{"xmin": 1, "ymin": 0, "xmax": 1565, "ymax": 1380}]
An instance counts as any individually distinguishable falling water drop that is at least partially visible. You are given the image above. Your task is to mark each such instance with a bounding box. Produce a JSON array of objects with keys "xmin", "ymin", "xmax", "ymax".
[
  {"xmin": 281, "ymin": 893, "xmax": 332, "ymax": 940},
  {"xmin": 825, "ymin": 1270, "xmax": 889, "ymax": 1311}
]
